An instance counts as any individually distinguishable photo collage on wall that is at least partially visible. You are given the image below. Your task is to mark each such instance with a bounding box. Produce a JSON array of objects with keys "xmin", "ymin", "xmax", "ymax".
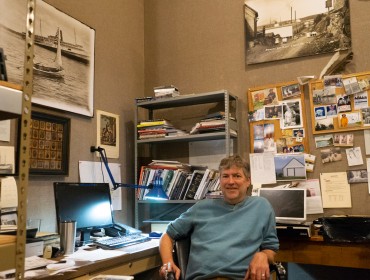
[
  {"xmin": 310, "ymin": 73, "xmax": 370, "ymax": 133},
  {"xmin": 248, "ymin": 82, "xmax": 308, "ymax": 155}
]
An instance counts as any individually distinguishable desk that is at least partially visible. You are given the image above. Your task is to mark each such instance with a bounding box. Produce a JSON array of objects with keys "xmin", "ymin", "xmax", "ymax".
[
  {"xmin": 0, "ymin": 239, "xmax": 161, "ymax": 280},
  {"xmin": 276, "ymin": 237, "xmax": 370, "ymax": 269}
]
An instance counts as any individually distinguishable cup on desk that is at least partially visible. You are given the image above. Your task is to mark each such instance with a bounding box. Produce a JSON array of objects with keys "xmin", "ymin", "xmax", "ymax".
[{"xmin": 59, "ymin": 220, "xmax": 77, "ymax": 255}]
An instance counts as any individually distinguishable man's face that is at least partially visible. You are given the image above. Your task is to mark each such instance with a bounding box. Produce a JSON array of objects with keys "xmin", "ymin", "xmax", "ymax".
[{"xmin": 220, "ymin": 165, "xmax": 251, "ymax": 205}]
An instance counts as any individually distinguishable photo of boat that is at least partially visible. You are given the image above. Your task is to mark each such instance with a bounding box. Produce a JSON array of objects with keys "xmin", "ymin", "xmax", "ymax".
[
  {"xmin": 33, "ymin": 27, "xmax": 65, "ymax": 79},
  {"xmin": 32, "ymin": 19, "xmax": 90, "ymax": 64}
]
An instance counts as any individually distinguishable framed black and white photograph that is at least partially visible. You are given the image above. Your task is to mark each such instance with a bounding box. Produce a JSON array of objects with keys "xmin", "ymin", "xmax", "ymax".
[
  {"xmin": 29, "ymin": 112, "xmax": 70, "ymax": 175},
  {"xmin": 0, "ymin": 0, "xmax": 95, "ymax": 117},
  {"xmin": 244, "ymin": 0, "xmax": 351, "ymax": 65}
]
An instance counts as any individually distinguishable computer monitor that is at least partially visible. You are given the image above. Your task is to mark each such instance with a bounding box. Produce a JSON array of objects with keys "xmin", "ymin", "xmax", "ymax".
[
  {"xmin": 54, "ymin": 182, "xmax": 114, "ymax": 244},
  {"xmin": 258, "ymin": 188, "xmax": 307, "ymax": 223}
]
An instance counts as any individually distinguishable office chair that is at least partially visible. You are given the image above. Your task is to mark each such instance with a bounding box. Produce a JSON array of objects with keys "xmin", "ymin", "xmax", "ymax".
[{"xmin": 173, "ymin": 237, "xmax": 285, "ymax": 280}]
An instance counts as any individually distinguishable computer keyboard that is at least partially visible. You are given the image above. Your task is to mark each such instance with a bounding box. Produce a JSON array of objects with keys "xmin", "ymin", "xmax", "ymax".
[{"xmin": 93, "ymin": 234, "xmax": 151, "ymax": 249}]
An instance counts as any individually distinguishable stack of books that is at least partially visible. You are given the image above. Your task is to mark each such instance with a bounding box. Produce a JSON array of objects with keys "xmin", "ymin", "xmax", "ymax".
[
  {"xmin": 190, "ymin": 111, "xmax": 236, "ymax": 135},
  {"xmin": 137, "ymin": 161, "xmax": 221, "ymax": 201},
  {"xmin": 137, "ymin": 119, "xmax": 187, "ymax": 139},
  {"xmin": 153, "ymin": 85, "xmax": 180, "ymax": 98}
]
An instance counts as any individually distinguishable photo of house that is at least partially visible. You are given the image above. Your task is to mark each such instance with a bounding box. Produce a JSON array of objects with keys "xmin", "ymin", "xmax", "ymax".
[{"xmin": 274, "ymin": 154, "xmax": 306, "ymax": 181}]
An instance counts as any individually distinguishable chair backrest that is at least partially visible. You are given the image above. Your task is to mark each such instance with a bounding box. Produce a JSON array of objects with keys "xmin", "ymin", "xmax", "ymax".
[
  {"xmin": 173, "ymin": 236, "xmax": 191, "ymax": 280},
  {"xmin": 173, "ymin": 236, "xmax": 285, "ymax": 280}
]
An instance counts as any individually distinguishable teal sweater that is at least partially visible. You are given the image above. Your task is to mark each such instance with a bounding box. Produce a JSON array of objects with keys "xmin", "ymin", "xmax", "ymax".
[{"xmin": 166, "ymin": 196, "xmax": 279, "ymax": 280}]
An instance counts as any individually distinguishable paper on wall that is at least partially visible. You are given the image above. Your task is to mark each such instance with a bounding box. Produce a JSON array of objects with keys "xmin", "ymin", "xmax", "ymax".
[
  {"xmin": 319, "ymin": 172, "xmax": 352, "ymax": 208},
  {"xmin": 0, "ymin": 176, "xmax": 18, "ymax": 208},
  {"xmin": 250, "ymin": 152, "xmax": 276, "ymax": 185}
]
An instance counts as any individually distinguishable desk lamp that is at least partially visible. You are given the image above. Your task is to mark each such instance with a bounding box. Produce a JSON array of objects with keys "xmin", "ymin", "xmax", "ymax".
[{"xmin": 90, "ymin": 146, "xmax": 168, "ymax": 200}]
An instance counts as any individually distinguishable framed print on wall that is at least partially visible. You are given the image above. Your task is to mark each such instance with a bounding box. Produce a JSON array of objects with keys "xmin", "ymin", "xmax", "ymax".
[
  {"xmin": 244, "ymin": 0, "xmax": 351, "ymax": 64},
  {"xmin": 96, "ymin": 110, "xmax": 119, "ymax": 159},
  {"xmin": 29, "ymin": 112, "xmax": 70, "ymax": 175},
  {"xmin": 0, "ymin": 0, "xmax": 95, "ymax": 117}
]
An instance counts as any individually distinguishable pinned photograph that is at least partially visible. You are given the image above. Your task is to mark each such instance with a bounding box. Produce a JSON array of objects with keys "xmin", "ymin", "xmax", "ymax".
[
  {"xmin": 281, "ymin": 83, "xmax": 301, "ymax": 99},
  {"xmin": 263, "ymin": 123, "xmax": 275, "ymax": 152},
  {"xmin": 253, "ymin": 139, "xmax": 264, "ymax": 153},
  {"xmin": 347, "ymin": 169, "xmax": 368, "ymax": 184},
  {"xmin": 281, "ymin": 100, "xmax": 302, "ymax": 129},
  {"xmin": 314, "ymin": 106, "xmax": 326, "ymax": 119},
  {"xmin": 315, "ymin": 134, "xmax": 334, "ymax": 148},
  {"xmin": 326, "ymin": 104, "xmax": 337, "ymax": 117},
  {"xmin": 314, "ymin": 118, "xmax": 334, "ymax": 132},
  {"xmin": 324, "ymin": 75, "xmax": 343, "ymax": 88},
  {"xmin": 353, "ymin": 91, "xmax": 368, "ymax": 110},
  {"xmin": 264, "ymin": 105, "xmax": 282, "ymax": 119},
  {"xmin": 321, "ymin": 147, "xmax": 342, "ymax": 164},
  {"xmin": 343, "ymin": 77, "xmax": 361, "ymax": 95},
  {"xmin": 338, "ymin": 112, "xmax": 361, "ymax": 129},
  {"xmin": 346, "ymin": 147, "xmax": 363, "ymax": 166},
  {"xmin": 253, "ymin": 124, "xmax": 264, "ymax": 140},
  {"xmin": 274, "ymin": 154, "xmax": 306, "ymax": 181},
  {"xmin": 276, "ymin": 138, "xmax": 287, "ymax": 153},
  {"xmin": 337, "ymin": 94, "xmax": 351, "ymax": 113},
  {"xmin": 251, "ymin": 88, "xmax": 278, "ymax": 110},
  {"xmin": 248, "ymin": 109, "xmax": 264, "ymax": 122},
  {"xmin": 313, "ymin": 87, "xmax": 337, "ymax": 105},
  {"xmin": 293, "ymin": 128, "xmax": 304, "ymax": 138},
  {"xmin": 333, "ymin": 133, "xmax": 354, "ymax": 147},
  {"xmin": 361, "ymin": 107, "xmax": 370, "ymax": 126}
]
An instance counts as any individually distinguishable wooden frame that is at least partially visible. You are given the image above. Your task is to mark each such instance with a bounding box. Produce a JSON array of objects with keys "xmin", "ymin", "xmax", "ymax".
[
  {"xmin": 96, "ymin": 110, "xmax": 119, "ymax": 159},
  {"xmin": 309, "ymin": 71, "xmax": 370, "ymax": 134},
  {"xmin": 0, "ymin": 0, "xmax": 95, "ymax": 117},
  {"xmin": 247, "ymin": 81, "xmax": 309, "ymax": 154},
  {"xmin": 29, "ymin": 112, "xmax": 70, "ymax": 175}
]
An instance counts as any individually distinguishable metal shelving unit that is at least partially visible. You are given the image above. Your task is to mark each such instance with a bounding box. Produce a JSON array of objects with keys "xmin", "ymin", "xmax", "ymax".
[
  {"xmin": 0, "ymin": 1, "xmax": 35, "ymax": 278},
  {"xmin": 134, "ymin": 90, "xmax": 239, "ymax": 230}
]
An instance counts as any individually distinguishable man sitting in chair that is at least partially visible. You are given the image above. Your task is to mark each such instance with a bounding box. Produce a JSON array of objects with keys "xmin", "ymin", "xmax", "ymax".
[{"xmin": 159, "ymin": 155, "xmax": 279, "ymax": 280}]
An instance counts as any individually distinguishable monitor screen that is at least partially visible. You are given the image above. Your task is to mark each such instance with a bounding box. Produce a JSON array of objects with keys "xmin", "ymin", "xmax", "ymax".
[
  {"xmin": 54, "ymin": 182, "xmax": 114, "ymax": 243},
  {"xmin": 258, "ymin": 188, "xmax": 307, "ymax": 223}
]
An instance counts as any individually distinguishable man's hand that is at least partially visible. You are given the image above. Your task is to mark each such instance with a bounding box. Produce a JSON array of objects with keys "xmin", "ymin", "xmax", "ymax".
[
  {"xmin": 159, "ymin": 262, "xmax": 181, "ymax": 280},
  {"xmin": 244, "ymin": 251, "xmax": 271, "ymax": 280}
]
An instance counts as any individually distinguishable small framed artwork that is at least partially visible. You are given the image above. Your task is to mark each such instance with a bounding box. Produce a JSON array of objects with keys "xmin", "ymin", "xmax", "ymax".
[
  {"xmin": 29, "ymin": 112, "xmax": 70, "ymax": 175},
  {"xmin": 96, "ymin": 110, "xmax": 119, "ymax": 158}
]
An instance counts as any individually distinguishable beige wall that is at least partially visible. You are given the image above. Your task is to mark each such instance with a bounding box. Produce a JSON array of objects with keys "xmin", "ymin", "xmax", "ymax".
[
  {"xmin": 26, "ymin": 0, "xmax": 144, "ymax": 231},
  {"xmin": 25, "ymin": 0, "xmax": 370, "ymax": 231},
  {"xmin": 143, "ymin": 0, "xmax": 370, "ymax": 220}
]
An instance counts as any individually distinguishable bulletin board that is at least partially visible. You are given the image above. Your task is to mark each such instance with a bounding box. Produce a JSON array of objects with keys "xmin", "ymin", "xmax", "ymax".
[
  {"xmin": 247, "ymin": 81, "xmax": 309, "ymax": 154},
  {"xmin": 309, "ymin": 71, "xmax": 370, "ymax": 134}
]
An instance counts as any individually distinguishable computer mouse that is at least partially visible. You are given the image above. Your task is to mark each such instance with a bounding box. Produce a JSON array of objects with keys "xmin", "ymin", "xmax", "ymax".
[{"xmin": 149, "ymin": 231, "xmax": 163, "ymax": 238}]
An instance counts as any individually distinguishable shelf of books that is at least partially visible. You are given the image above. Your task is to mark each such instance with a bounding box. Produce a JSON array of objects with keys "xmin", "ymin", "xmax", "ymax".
[{"xmin": 134, "ymin": 89, "xmax": 239, "ymax": 230}]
